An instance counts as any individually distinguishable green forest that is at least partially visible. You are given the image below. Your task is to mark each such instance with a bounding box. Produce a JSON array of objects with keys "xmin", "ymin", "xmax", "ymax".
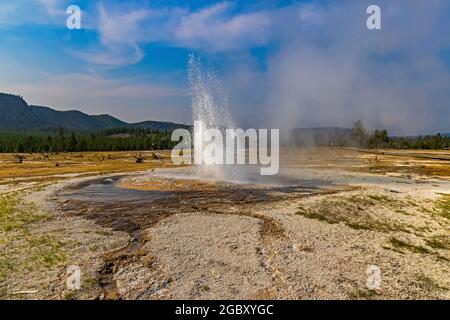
[
  {"xmin": 0, "ymin": 127, "xmax": 179, "ymax": 153},
  {"xmin": 0, "ymin": 122, "xmax": 449, "ymax": 153},
  {"xmin": 351, "ymin": 121, "xmax": 450, "ymax": 149}
]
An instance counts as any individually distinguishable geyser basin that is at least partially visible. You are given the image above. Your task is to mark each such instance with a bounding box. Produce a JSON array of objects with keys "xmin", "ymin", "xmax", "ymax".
[
  {"xmin": 58, "ymin": 166, "xmax": 336, "ymax": 208},
  {"xmin": 59, "ymin": 176, "xmax": 174, "ymax": 203},
  {"xmin": 124, "ymin": 166, "xmax": 335, "ymax": 189}
]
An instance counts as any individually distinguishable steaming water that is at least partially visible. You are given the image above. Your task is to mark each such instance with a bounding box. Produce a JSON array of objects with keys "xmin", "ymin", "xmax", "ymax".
[
  {"xmin": 188, "ymin": 54, "xmax": 243, "ymax": 181},
  {"xmin": 60, "ymin": 176, "xmax": 174, "ymax": 203}
]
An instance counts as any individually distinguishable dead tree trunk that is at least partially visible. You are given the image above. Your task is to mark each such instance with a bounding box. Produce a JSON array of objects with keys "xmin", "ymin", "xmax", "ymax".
[
  {"xmin": 134, "ymin": 153, "xmax": 144, "ymax": 163},
  {"xmin": 13, "ymin": 155, "xmax": 24, "ymax": 163}
]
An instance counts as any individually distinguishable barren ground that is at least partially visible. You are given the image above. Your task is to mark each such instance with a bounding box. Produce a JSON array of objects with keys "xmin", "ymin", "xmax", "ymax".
[{"xmin": 0, "ymin": 148, "xmax": 449, "ymax": 299}]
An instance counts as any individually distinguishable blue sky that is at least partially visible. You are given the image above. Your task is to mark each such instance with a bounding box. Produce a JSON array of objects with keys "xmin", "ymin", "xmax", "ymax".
[{"xmin": 1, "ymin": 0, "xmax": 450, "ymax": 135}]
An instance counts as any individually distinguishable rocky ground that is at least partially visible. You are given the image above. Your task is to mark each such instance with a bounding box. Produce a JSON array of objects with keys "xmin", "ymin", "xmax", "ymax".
[{"xmin": 0, "ymin": 148, "xmax": 449, "ymax": 299}]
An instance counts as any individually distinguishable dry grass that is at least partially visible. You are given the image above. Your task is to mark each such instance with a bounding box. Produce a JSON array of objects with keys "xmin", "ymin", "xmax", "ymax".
[
  {"xmin": 0, "ymin": 151, "xmax": 177, "ymax": 184},
  {"xmin": 435, "ymin": 194, "xmax": 450, "ymax": 219},
  {"xmin": 425, "ymin": 235, "xmax": 450, "ymax": 250},
  {"xmin": 0, "ymin": 150, "xmax": 178, "ymax": 297},
  {"xmin": 366, "ymin": 162, "xmax": 450, "ymax": 177},
  {"xmin": 0, "ymin": 193, "xmax": 48, "ymax": 232},
  {"xmin": 296, "ymin": 193, "xmax": 410, "ymax": 233},
  {"xmin": 0, "ymin": 193, "xmax": 64, "ymax": 287},
  {"xmin": 279, "ymin": 147, "xmax": 450, "ymax": 178},
  {"xmin": 3, "ymin": 148, "xmax": 449, "ymax": 183},
  {"xmin": 342, "ymin": 149, "xmax": 450, "ymax": 177},
  {"xmin": 415, "ymin": 275, "xmax": 448, "ymax": 292},
  {"xmin": 388, "ymin": 237, "xmax": 431, "ymax": 255}
]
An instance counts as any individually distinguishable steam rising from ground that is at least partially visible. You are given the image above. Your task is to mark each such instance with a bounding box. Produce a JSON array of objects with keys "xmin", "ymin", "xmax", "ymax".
[{"xmin": 219, "ymin": 0, "xmax": 450, "ymax": 136}]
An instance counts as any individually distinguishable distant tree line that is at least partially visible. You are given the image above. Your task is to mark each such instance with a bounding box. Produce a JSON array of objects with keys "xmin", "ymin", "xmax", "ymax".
[
  {"xmin": 0, "ymin": 127, "xmax": 180, "ymax": 153},
  {"xmin": 289, "ymin": 121, "xmax": 450, "ymax": 150},
  {"xmin": 385, "ymin": 134, "xmax": 450, "ymax": 149},
  {"xmin": 351, "ymin": 121, "xmax": 450, "ymax": 149},
  {"xmin": 1, "ymin": 122, "xmax": 449, "ymax": 153}
]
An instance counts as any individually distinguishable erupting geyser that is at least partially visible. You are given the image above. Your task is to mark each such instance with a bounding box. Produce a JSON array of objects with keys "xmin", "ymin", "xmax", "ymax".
[{"xmin": 188, "ymin": 54, "xmax": 240, "ymax": 181}]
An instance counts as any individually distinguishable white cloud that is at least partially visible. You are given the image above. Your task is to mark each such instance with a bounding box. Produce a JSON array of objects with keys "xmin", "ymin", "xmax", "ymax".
[
  {"xmin": 98, "ymin": 4, "xmax": 151, "ymax": 45},
  {"xmin": 73, "ymin": 1, "xmax": 273, "ymax": 65},
  {"xmin": 71, "ymin": 3, "xmax": 169, "ymax": 66},
  {"xmin": 0, "ymin": 0, "xmax": 71, "ymax": 27},
  {"xmin": 174, "ymin": 2, "xmax": 271, "ymax": 51},
  {"xmin": 38, "ymin": 0, "xmax": 67, "ymax": 17},
  {"xmin": 69, "ymin": 44, "xmax": 144, "ymax": 66}
]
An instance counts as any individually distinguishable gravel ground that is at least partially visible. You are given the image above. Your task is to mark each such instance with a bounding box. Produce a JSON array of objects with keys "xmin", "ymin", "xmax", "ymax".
[{"xmin": 2, "ymin": 149, "xmax": 449, "ymax": 300}]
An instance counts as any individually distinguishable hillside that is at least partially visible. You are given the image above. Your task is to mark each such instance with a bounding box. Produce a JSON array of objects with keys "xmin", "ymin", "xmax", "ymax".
[{"xmin": 0, "ymin": 93, "xmax": 187, "ymax": 133}]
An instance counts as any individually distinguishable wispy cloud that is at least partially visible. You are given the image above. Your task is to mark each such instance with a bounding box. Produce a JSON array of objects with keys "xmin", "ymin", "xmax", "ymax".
[
  {"xmin": 38, "ymin": 0, "xmax": 67, "ymax": 18},
  {"xmin": 69, "ymin": 44, "xmax": 144, "ymax": 66},
  {"xmin": 0, "ymin": 0, "xmax": 72, "ymax": 27},
  {"xmin": 73, "ymin": 1, "xmax": 273, "ymax": 65},
  {"xmin": 173, "ymin": 2, "xmax": 271, "ymax": 51}
]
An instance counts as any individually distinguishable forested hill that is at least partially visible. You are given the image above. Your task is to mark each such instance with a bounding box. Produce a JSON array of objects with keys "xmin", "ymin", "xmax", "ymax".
[{"xmin": 0, "ymin": 93, "xmax": 188, "ymax": 133}]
